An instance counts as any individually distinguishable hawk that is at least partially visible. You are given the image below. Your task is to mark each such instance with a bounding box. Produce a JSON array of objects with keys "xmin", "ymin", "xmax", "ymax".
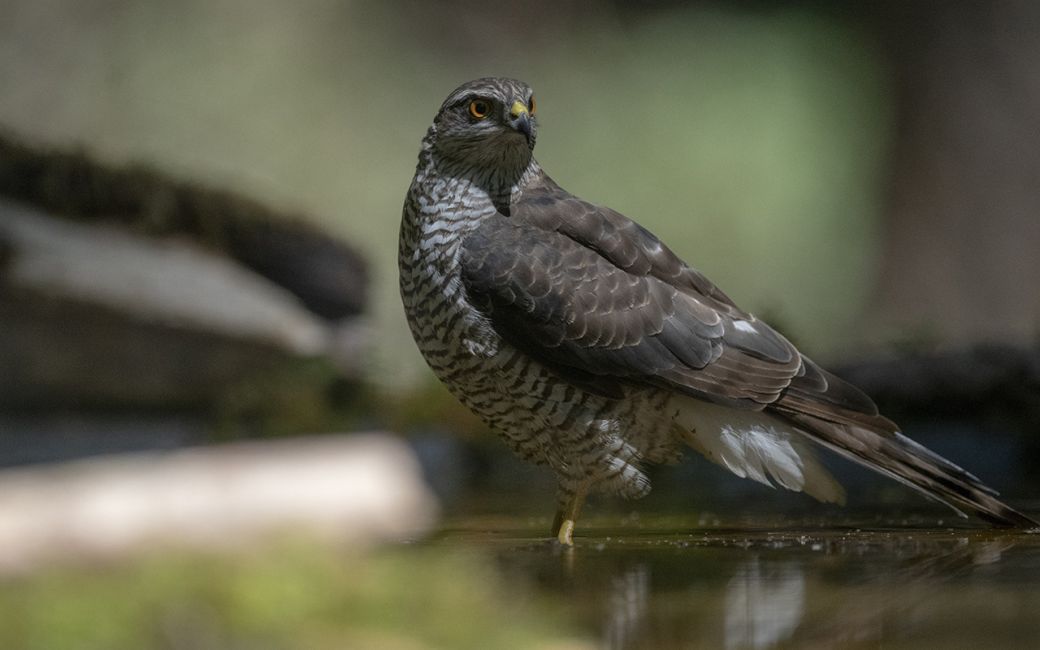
[{"xmin": 398, "ymin": 77, "xmax": 1036, "ymax": 545}]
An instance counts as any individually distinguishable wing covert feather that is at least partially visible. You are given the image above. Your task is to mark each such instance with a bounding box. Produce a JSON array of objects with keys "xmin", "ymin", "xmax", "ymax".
[
  {"xmin": 460, "ymin": 214, "xmax": 801, "ymax": 408},
  {"xmin": 461, "ymin": 173, "xmax": 896, "ymax": 427}
]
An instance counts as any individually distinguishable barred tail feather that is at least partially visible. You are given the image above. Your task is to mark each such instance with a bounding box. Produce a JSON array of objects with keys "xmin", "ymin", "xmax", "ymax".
[{"xmin": 781, "ymin": 412, "xmax": 1038, "ymax": 528}]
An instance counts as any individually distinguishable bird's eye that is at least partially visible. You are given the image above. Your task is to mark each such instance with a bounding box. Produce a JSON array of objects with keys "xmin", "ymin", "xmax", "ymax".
[
  {"xmin": 528, "ymin": 96, "xmax": 536, "ymax": 115},
  {"xmin": 469, "ymin": 100, "xmax": 491, "ymax": 119}
]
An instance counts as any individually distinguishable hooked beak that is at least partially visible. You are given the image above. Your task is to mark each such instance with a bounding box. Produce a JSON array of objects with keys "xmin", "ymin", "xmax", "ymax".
[{"xmin": 509, "ymin": 100, "xmax": 534, "ymax": 145}]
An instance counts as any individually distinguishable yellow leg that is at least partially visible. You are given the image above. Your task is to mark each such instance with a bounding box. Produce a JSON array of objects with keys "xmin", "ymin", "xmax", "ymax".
[
  {"xmin": 556, "ymin": 519, "xmax": 576, "ymax": 546},
  {"xmin": 550, "ymin": 482, "xmax": 590, "ymax": 546}
]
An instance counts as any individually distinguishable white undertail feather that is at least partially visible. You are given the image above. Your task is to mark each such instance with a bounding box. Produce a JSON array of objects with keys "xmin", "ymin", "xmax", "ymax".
[{"xmin": 673, "ymin": 397, "xmax": 846, "ymax": 505}]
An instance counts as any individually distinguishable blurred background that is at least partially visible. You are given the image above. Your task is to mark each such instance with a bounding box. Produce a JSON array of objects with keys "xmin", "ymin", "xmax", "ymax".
[{"xmin": 2, "ymin": 1, "xmax": 1040, "ymax": 648}]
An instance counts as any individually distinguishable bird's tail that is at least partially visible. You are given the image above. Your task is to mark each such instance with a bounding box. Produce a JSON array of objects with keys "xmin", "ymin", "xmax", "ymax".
[{"xmin": 782, "ymin": 412, "xmax": 1038, "ymax": 528}]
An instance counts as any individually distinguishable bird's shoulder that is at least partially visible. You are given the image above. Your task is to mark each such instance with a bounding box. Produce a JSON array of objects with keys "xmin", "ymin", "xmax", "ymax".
[{"xmin": 508, "ymin": 173, "xmax": 744, "ymax": 317}]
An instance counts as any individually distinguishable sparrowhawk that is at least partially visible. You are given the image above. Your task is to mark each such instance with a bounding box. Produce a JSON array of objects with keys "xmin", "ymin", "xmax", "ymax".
[{"xmin": 398, "ymin": 77, "xmax": 1036, "ymax": 545}]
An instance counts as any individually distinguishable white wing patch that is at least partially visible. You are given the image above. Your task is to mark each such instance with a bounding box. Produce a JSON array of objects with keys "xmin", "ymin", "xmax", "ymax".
[
  {"xmin": 673, "ymin": 397, "xmax": 845, "ymax": 505},
  {"xmin": 733, "ymin": 320, "xmax": 757, "ymax": 334}
]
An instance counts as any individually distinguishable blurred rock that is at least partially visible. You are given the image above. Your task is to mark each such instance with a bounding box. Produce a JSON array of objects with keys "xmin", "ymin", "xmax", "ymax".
[
  {"xmin": 1, "ymin": 199, "xmax": 328, "ymax": 354},
  {"xmin": 0, "ymin": 199, "xmax": 349, "ymax": 409},
  {"xmin": 0, "ymin": 132, "xmax": 369, "ymax": 416},
  {"xmin": 0, "ymin": 433, "xmax": 439, "ymax": 574},
  {"xmin": 0, "ymin": 131, "xmax": 368, "ymax": 319}
]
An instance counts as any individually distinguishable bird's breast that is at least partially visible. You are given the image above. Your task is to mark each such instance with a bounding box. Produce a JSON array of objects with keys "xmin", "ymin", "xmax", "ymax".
[{"xmin": 400, "ymin": 178, "xmax": 504, "ymax": 378}]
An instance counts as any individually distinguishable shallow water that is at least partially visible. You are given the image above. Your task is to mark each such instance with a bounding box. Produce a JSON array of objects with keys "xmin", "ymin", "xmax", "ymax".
[{"xmin": 429, "ymin": 514, "xmax": 1040, "ymax": 649}]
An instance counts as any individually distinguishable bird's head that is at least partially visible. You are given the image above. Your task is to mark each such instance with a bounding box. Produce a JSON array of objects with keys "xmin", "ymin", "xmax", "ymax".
[{"xmin": 428, "ymin": 77, "xmax": 537, "ymax": 179}]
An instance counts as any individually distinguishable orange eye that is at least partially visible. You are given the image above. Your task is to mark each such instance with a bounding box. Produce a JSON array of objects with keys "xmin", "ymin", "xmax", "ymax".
[
  {"xmin": 469, "ymin": 100, "xmax": 491, "ymax": 119},
  {"xmin": 528, "ymin": 96, "xmax": 536, "ymax": 115}
]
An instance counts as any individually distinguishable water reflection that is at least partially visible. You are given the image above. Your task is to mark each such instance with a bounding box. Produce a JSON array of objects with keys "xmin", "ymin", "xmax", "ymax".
[
  {"xmin": 604, "ymin": 565, "xmax": 650, "ymax": 650},
  {"xmin": 436, "ymin": 517, "xmax": 1040, "ymax": 649},
  {"xmin": 724, "ymin": 558, "xmax": 804, "ymax": 649},
  {"xmin": 780, "ymin": 536, "xmax": 1022, "ymax": 649}
]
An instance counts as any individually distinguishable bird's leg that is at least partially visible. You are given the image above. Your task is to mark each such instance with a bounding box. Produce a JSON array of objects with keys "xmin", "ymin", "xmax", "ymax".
[{"xmin": 551, "ymin": 481, "xmax": 591, "ymax": 546}]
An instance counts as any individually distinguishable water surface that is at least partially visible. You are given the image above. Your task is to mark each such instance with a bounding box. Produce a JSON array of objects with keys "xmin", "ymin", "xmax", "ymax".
[{"xmin": 429, "ymin": 514, "xmax": 1040, "ymax": 649}]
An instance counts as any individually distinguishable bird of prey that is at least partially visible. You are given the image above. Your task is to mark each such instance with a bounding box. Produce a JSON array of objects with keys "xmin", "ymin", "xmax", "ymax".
[{"xmin": 399, "ymin": 77, "xmax": 1036, "ymax": 545}]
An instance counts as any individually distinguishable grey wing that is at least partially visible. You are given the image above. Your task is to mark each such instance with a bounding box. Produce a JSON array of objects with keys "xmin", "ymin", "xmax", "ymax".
[
  {"xmin": 507, "ymin": 179, "xmax": 899, "ymax": 433},
  {"xmin": 459, "ymin": 214, "xmax": 803, "ymax": 409}
]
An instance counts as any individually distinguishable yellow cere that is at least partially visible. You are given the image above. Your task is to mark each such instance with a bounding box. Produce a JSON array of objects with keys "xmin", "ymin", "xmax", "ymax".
[{"xmin": 509, "ymin": 100, "xmax": 528, "ymax": 118}]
